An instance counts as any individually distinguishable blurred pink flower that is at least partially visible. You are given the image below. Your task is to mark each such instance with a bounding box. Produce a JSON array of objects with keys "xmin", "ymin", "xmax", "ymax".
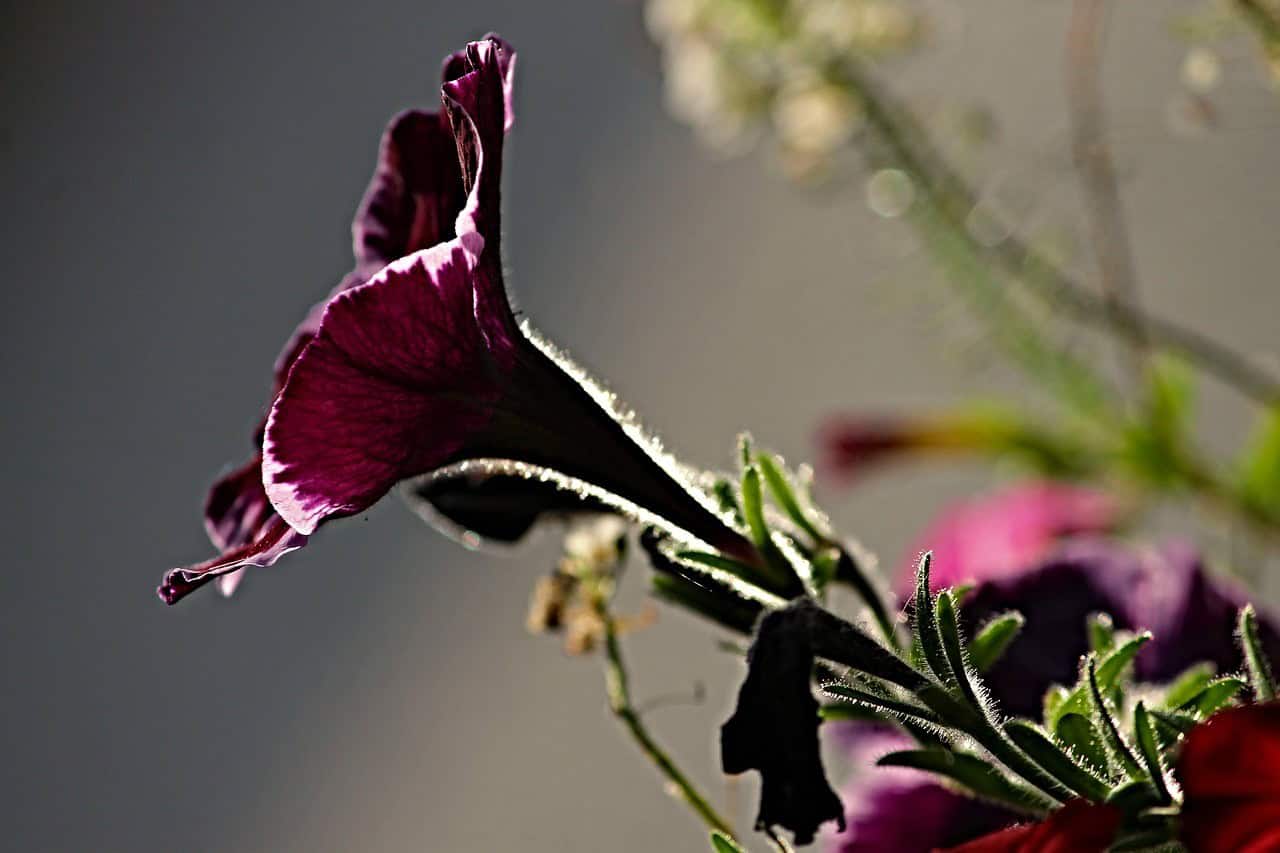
[{"xmin": 893, "ymin": 481, "xmax": 1118, "ymax": 600}]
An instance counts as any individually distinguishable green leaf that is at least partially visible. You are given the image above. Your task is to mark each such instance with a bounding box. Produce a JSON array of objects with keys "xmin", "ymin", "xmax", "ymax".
[
  {"xmin": 1086, "ymin": 656, "xmax": 1144, "ymax": 779},
  {"xmin": 1105, "ymin": 778, "xmax": 1162, "ymax": 813},
  {"xmin": 710, "ymin": 831, "xmax": 746, "ymax": 853},
  {"xmin": 1234, "ymin": 408, "xmax": 1280, "ymax": 522},
  {"xmin": 1004, "ymin": 719, "xmax": 1110, "ymax": 800},
  {"xmin": 1160, "ymin": 663, "xmax": 1216, "ymax": 710},
  {"xmin": 736, "ymin": 463, "xmax": 795, "ymax": 591},
  {"xmin": 1148, "ymin": 708, "xmax": 1197, "ymax": 737},
  {"xmin": 675, "ymin": 550, "xmax": 768, "ymax": 586},
  {"xmin": 1088, "ymin": 612, "xmax": 1116, "ymax": 655},
  {"xmin": 912, "ymin": 553, "xmax": 950, "ymax": 682},
  {"xmin": 1054, "ymin": 713, "xmax": 1110, "ymax": 777},
  {"xmin": 969, "ymin": 612, "xmax": 1024, "ymax": 673},
  {"xmin": 649, "ymin": 573, "xmax": 759, "ymax": 635},
  {"xmin": 935, "ymin": 590, "xmax": 982, "ymax": 708},
  {"xmin": 1043, "ymin": 686, "xmax": 1070, "ymax": 722},
  {"xmin": 1043, "ymin": 635, "xmax": 1147, "ymax": 732},
  {"xmin": 877, "ymin": 749, "xmax": 1054, "ymax": 815},
  {"xmin": 1178, "ymin": 676, "xmax": 1246, "ymax": 717},
  {"xmin": 1146, "ymin": 354, "xmax": 1195, "ymax": 438},
  {"xmin": 1239, "ymin": 604, "xmax": 1277, "ymax": 702},
  {"xmin": 1120, "ymin": 354, "xmax": 1196, "ymax": 489},
  {"xmin": 740, "ymin": 465, "xmax": 769, "ymax": 552},
  {"xmin": 711, "ymin": 478, "xmax": 743, "ymax": 525},
  {"xmin": 1132, "ymin": 703, "xmax": 1173, "ymax": 804},
  {"xmin": 1096, "ymin": 632, "xmax": 1152, "ymax": 692},
  {"xmin": 819, "ymin": 702, "xmax": 886, "ymax": 723},
  {"xmin": 822, "ymin": 683, "xmax": 942, "ymax": 726},
  {"xmin": 756, "ymin": 452, "xmax": 826, "ymax": 544}
]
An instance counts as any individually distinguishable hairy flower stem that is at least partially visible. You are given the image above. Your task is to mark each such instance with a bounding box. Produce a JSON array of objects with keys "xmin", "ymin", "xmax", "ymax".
[
  {"xmin": 834, "ymin": 59, "xmax": 1280, "ymax": 407},
  {"xmin": 600, "ymin": 610, "xmax": 739, "ymax": 842}
]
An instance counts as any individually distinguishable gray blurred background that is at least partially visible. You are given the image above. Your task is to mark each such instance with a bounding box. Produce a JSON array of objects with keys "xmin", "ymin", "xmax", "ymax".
[{"xmin": 3, "ymin": 1, "xmax": 1278, "ymax": 850}]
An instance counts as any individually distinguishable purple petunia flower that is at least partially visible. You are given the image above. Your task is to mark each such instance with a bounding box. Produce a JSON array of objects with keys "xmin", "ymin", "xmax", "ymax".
[
  {"xmin": 161, "ymin": 37, "xmax": 757, "ymax": 604},
  {"xmin": 821, "ymin": 730, "xmax": 1014, "ymax": 853},
  {"xmin": 963, "ymin": 537, "xmax": 1280, "ymax": 716},
  {"xmin": 160, "ymin": 48, "xmax": 490, "ymax": 604}
]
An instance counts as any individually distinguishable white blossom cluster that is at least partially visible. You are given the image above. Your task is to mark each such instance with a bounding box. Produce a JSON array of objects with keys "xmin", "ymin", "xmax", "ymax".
[{"xmin": 646, "ymin": 0, "xmax": 924, "ymax": 177}]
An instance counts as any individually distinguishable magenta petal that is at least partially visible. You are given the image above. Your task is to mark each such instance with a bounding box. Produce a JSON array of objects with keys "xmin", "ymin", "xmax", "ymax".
[
  {"xmin": 351, "ymin": 110, "xmax": 466, "ymax": 278},
  {"xmin": 825, "ymin": 732, "xmax": 1014, "ymax": 852},
  {"xmin": 263, "ymin": 242, "xmax": 514, "ymax": 535},
  {"xmin": 158, "ymin": 517, "xmax": 306, "ymax": 605},
  {"xmin": 894, "ymin": 482, "xmax": 1117, "ymax": 598},
  {"xmin": 441, "ymin": 37, "xmax": 512, "ymax": 248},
  {"xmin": 204, "ymin": 455, "xmax": 274, "ymax": 551}
]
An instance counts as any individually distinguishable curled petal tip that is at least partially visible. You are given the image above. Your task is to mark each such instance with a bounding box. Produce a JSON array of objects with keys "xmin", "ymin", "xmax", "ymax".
[{"xmin": 157, "ymin": 570, "xmax": 214, "ymax": 605}]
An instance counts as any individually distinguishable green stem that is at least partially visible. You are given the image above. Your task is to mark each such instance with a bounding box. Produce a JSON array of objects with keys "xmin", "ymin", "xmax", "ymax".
[
  {"xmin": 835, "ymin": 59, "xmax": 1280, "ymax": 407},
  {"xmin": 601, "ymin": 612, "xmax": 738, "ymax": 841},
  {"xmin": 1235, "ymin": 0, "xmax": 1280, "ymax": 49}
]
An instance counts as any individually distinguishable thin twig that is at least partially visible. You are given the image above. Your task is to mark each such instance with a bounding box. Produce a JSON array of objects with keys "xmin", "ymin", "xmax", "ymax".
[
  {"xmin": 600, "ymin": 611, "xmax": 738, "ymax": 841},
  {"xmin": 1066, "ymin": 0, "xmax": 1148, "ymax": 388},
  {"xmin": 1235, "ymin": 0, "xmax": 1280, "ymax": 49},
  {"xmin": 836, "ymin": 60, "xmax": 1280, "ymax": 406}
]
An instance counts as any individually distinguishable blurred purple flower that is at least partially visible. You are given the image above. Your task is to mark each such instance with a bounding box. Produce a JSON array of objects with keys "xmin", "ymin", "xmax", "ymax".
[
  {"xmin": 964, "ymin": 537, "xmax": 1280, "ymax": 716},
  {"xmin": 821, "ymin": 730, "xmax": 1014, "ymax": 853},
  {"xmin": 893, "ymin": 481, "xmax": 1118, "ymax": 600},
  {"xmin": 161, "ymin": 36, "xmax": 757, "ymax": 604}
]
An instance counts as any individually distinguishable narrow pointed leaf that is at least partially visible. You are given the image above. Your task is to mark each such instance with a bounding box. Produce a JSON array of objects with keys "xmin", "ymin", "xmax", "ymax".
[
  {"xmin": 1004, "ymin": 719, "xmax": 1110, "ymax": 800},
  {"xmin": 1132, "ymin": 703, "xmax": 1173, "ymax": 804},
  {"xmin": 738, "ymin": 464, "xmax": 794, "ymax": 590},
  {"xmin": 1239, "ymin": 604, "xmax": 1277, "ymax": 701},
  {"xmin": 1054, "ymin": 713, "xmax": 1110, "ymax": 778},
  {"xmin": 819, "ymin": 702, "xmax": 885, "ymax": 723},
  {"xmin": 675, "ymin": 550, "xmax": 781, "ymax": 592},
  {"xmin": 876, "ymin": 749, "xmax": 1055, "ymax": 816},
  {"xmin": 935, "ymin": 590, "xmax": 981, "ymax": 708},
  {"xmin": 1088, "ymin": 612, "xmax": 1116, "ymax": 655},
  {"xmin": 969, "ymin": 611, "xmax": 1024, "ymax": 673},
  {"xmin": 1095, "ymin": 632, "xmax": 1152, "ymax": 692},
  {"xmin": 1105, "ymin": 778, "xmax": 1162, "ymax": 813},
  {"xmin": 649, "ymin": 573, "xmax": 759, "ymax": 635},
  {"xmin": 1148, "ymin": 708, "xmax": 1197, "ymax": 737},
  {"xmin": 756, "ymin": 453, "xmax": 825, "ymax": 544},
  {"xmin": 1087, "ymin": 656, "xmax": 1144, "ymax": 779},
  {"xmin": 1043, "ymin": 686, "xmax": 1070, "ymax": 722},
  {"xmin": 1177, "ymin": 676, "xmax": 1246, "ymax": 717},
  {"xmin": 822, "ymin": 683, "xmax": 942, "ymax": 726},
  {"xmin": 1160, "ymin": 663, "xmax": 1215, "ymax": 710},
  {"xmin": 710, "ymin": 832, "xmax": 745, "ymax": 853},
  {"xmin": 739, "ymin": 465, "xmax": 769, "ymax": 552},
  {"xmin": 712, "ymin": 478, "xmax": 743, "ymax": 525},
  {"xmin": 912, "ymin": 553, "xmax": 950, "ymax": 682}
]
